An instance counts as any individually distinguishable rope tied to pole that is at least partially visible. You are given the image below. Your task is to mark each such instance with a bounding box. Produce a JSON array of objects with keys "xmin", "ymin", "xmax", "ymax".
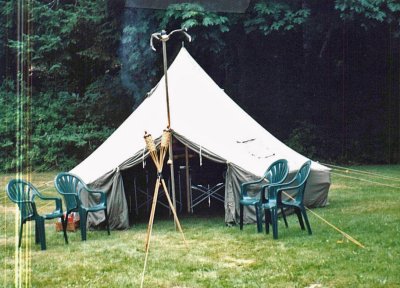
[
  {"xmin": 160, "ymin": 129, "xmax": 172, "ymax": 167},
  {"xmin": 161, "ymin": 129, "xmax": 171, "ymax": 149}
]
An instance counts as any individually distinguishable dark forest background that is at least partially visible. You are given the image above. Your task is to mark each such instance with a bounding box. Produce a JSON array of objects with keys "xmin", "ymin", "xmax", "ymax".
[{"xmin": 1, "ymin": 0, "xmax": 399, "ymax": 172}]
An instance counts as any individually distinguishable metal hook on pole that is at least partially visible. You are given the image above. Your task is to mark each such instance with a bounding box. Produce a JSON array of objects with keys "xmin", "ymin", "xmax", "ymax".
[
  {"xmin": 150, "ymin": 28, "xmax": 191, "ymax": 52},
  {"xmin": 149, "ymin": 28, "xmax": 191, "ymax": 128}
]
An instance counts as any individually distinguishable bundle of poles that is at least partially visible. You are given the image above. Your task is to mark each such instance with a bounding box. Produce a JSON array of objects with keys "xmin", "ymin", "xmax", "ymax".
[{"xmin": 141, "ymin": 129, "xmax": 187, "ymax": 288}]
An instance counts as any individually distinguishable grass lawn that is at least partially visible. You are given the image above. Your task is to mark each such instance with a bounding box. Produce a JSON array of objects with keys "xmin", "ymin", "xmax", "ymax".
[{"xmin": 1, "ymin": 166, "xmax": 400, "ymax": 287}]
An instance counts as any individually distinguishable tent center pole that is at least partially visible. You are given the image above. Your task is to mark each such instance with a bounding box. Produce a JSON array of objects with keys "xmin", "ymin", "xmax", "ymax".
[
  {"xmin": 162, "ymin": 40, "xmax": 171, "ymax": 128},
  {"xmin": 168, "ymin": 134, "xmax": 177, "ymax": 228},
  {"xmin": 185, "ymin": 146, "xmax": 191, "ymax": 213},
  {"xmin": 149, "ymin": 28, "xmax": 191, "ymax": 228},
  {"xmin": 161, "ymin": 38, "xmax": 176, "ymax": 222}
]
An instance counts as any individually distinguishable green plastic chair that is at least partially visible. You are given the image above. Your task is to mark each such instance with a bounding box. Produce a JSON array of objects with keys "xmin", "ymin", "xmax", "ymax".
[
  {"xmin": 54, "ymin": 172, "xmax": 110, "ymax": 241},
  {"xmin": 261, "ymin": 160, "xmax": 312, "ymax": 239},
  {"xmin": 239, "ymin": 159, "xmax": 289, "ymax": 232},
  {"xmin": 5, "ymin": 179, "xmax": 68, "ymax": 250}
]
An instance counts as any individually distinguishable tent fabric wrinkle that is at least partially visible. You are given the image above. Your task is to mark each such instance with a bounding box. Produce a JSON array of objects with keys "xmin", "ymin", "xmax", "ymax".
[{"xmin": 70, "ymin": 47, "xmax": 331, "ymax": 229}]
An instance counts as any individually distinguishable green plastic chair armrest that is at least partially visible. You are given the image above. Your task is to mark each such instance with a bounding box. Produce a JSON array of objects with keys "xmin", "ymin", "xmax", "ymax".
[
  {"xmin": 240, "ymin": 178, "xmax": 266, "ymax": 198},
  {"xmin": 58, "ymin": 191, "xmax": 78, "ymax": 196},
  {"xmin": 276, "ymin": 180, "xmax": 308, "ymax": 201},
  {"xmin": 261, "ymin": 179, "xmax": 291, "ymax": 199},
  {"xmin": 34, "ymin": 194, "xmax": 60, "ymax": 201},
  {"xmin": 277, "ymin": 183, "xmax": 302, "ymax": 193},
  {"xmin": 241, "ymin": 178, "xmax": 264, "ymax": 189},
  {"xmin": 34, "ymin": 194, "xmax": 63, "ymax": 211}
]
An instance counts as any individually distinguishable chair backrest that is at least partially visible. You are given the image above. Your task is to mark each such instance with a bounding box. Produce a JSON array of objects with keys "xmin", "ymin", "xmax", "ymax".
[
  {"xmin": 294, "ymin": 160, "xmax": 312, "ymax": 202},
  {"xmin": 6, "ymin": 179, "xmax": 38, "ymax": 221},
  {"xmin": 54, "ymin": 172, "xmax": 85, "ymax": 213},
  {"xmin": 264, "ymin": 159, "xmax": 289, "ymax": 184}
]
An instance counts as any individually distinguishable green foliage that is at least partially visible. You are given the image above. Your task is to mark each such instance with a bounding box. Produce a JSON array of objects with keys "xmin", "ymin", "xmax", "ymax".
[
  {"xmin": 286, "ymin": 121, "xmax": 318, "ymax": 159},
  {"xmin": 118, "ymin": 9, "xmax": 158, "ymax": 100},
  {"xmin": 335, "ymin": 0, "xmax": 400, "ymax": 35},
  {"xmin": 0, "ymin": 80, "xmax": 17, "ymax": 171},
  {"xmin": 0, "ymin": 0, "xmax": 132, "ymax": 172},
  {"xmin": 245, "ymin": 0, "xmax": 310, "ymax": 35},
  {"xmin": 160, "ymin": 3, "xmax": 229, "ymax": 31},
  {"xmin": 5, "ymin": 0, "xmax": 124, "ymax": 91},
  {"xmin": 0, "ymin": 0, "xmax": 6, "ymax": 79},
  {"xmin": 0, "ymin": 80, "xmax": 129, "ymax": 172},
  {"xmin": 158, "ymin": 3, "xmax": 231, "ymax": 53},
  {"xmin": 119, "ymin": 3, "xmax": 231, "ymax": 100},
  {"xmin": 0, "ymin": 81, "xmax": 119, "ymax": 171},
  {"xmin": 83, "ymin": 75, "xmax": 134, "ymax": 127},
  {"xmin": 1, "ymin": 0, "xmax": 400, "ymax": 172}
]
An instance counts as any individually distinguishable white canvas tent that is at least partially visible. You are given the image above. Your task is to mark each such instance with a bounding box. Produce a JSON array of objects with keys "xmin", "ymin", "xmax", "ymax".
[{"xmin": 71, "ymin": 47, "xmax": 331, "ymax": 229}]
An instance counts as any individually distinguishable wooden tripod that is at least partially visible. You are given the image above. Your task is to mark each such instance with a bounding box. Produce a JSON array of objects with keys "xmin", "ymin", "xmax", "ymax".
[{"xmin": 141, "ymin": 129, "xmax": 187, "ymax": 287}]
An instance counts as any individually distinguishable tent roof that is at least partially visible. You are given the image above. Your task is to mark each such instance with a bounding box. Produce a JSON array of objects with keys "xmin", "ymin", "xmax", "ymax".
[{"xmin": 71, "ymin": 48, "xmax": 328, "ymax": 184}]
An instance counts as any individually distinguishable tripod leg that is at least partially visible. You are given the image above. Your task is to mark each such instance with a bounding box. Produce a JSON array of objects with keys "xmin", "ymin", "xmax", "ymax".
[
  {"xmin": 141, "ymin": 176, "xmax": 162, "ymax": 288},
  {"xmin": 160, "ymin": 179, "xmax": 187, "ymax": 247},
  {"xmin": 145, "ymin": 177, "xmax": 161, "ymax": 251}
]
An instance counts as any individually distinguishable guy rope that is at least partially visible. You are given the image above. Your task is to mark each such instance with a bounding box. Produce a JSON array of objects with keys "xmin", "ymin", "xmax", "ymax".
[
  {"xmin": 282, "ymin": 162, "xmax": 400, "ymax": 249},
  {"xmin": 282, "ymin": 191, "xmax": 365, "ymax": 249},
  {"xmin": 321, "ymin": 162, "xmax": 400, "ymax": 189}
]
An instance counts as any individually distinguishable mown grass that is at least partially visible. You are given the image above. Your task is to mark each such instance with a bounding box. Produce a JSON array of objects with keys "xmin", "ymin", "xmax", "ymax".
[{"xmin": 1, "ymin": 166, "xmax": 400, "ymax": 287}]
